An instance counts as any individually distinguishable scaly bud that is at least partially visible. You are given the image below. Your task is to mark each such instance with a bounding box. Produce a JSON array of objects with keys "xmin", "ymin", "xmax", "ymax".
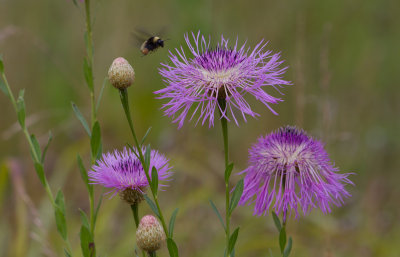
[
  {"xmin": 136, "ymin": 215, "xmax": 165, "ymax": 254},
  {"xmin": 108, "ymin": 57, "xmax": 135, "ymax": 90}
]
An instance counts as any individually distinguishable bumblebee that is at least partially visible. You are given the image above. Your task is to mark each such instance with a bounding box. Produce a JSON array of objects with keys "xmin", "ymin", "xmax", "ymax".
[{"xmin": 140, "ymin": 36, "xmax": 165, "ymax": 55}]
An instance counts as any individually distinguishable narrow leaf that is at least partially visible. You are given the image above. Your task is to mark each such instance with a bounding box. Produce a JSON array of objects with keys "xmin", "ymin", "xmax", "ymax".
[
  {"xmin": 272, "ymin": 212, "xmax": 282, "ymax": 232},
  {"xmin": 77, "ymin": 154, "xmax": 93, "ymax": 194},
  {"xmin": 224, "ymin": 162, "xmax": 234, "ymax": 182},
  {"xmin": 96, "ymin": 77, "xmax": 107, "ymax": 112},
  {"xmin": 64, "ymin": 249, "xmax": 72, "ymax": 257},
  {"xmin": 55, "ymin": 190, "xmax": 68, "ymax": 240},
  {"xmin": 0, "ymin": 76, "xmax": 8, "ymax": 97},
  {"xmin": 143, "ymin": 194, "xmax": 160, "ymax": 218},
  {"xmin": 144, "ymin": 145, "xmax": 151, "ymax": 171},
  {"xmin": 90, "ymin": 121, "xmax": 101, "ymax": 160},
  {"xmin": 150, "ymin": 166, "xmax": 158, "ymax": 196},
  {"xmin": 127, "ymin": 143, "xmax": 140, "ymax": 159},
  {"xmin": 140, "ymin": 127, "xmax": 152, "ymax": 146},
  {"xmin": 229, "ymin": 179, "xmax": 244, "ymax": 215},
  {"xmin": 80, "ymin": 225, "xmax": 92, "ymax": 257},
  {"xmin": 71, "ymin": 0, "xmax": 78, "ymax": 7},
  {"xmin": 41, "ymin": 131, "xmax": 53, "ymax": 163},
  {"xmin": 228, "ymin": 227, "xmax": 240, "ymax": 255},
  {"xmin": 166, "ymin": 238, "xmax": 179, "ymax": 257},
  {"xmin": 16, "ymin": 90, "xmax": 25, "ymax": 127},
  {"xmin": 168, "ymin": 208, "xmax": 179, "ymax": 238},
  {"xmin": 209, "ymin": 200, "xmax": 226, "ymax": 231},
  {"xmin": 30, "ymin": 134, "xmax": 42, "ymax": 162},
  {"xmin": 79, "ymin": 209, "xmax": 90, "ymax": 230},
  {"xmin": 93, "ymin": 192, "xmax": 103, "ymax": 231},
  {"xmin": 83, "ymin": 58, "xmax": 94, "ymax": 91},
  {"xmin": 71, "ymin": 102, "xmax": 91, "ymax": 136},
  {"xmin": 279, "ymin": 226, "xmax": 287, "ymax": 254},
  {"xmin": 283, "ymin": 237, "xmax": 292, "ymax": 257},
  {"xmin": 34, "ymin": 162, "xmax": 46, "ymax": 186},
  {"xmin": 0, "ymin": 53, "xmax": 4, "ymax": 73}
]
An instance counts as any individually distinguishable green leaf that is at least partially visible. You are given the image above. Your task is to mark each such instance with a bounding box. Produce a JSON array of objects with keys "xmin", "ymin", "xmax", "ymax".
[
  {"xmin": 96, "ymin": 77, "xmax": 107, "ymax": 112},
  {"xmin": 166, "ymin": 238, "xmax": 179, "ymax": 257},
  {"xmin": 41, "ymin": 131, "xmax": 53, "ymax": 163},
  {"xmin": 127, "ymin": 143, "xmax": 140, "ymax": 159},
  {"xmin": 55, "ymin": 190, "xmax": 68, "ymax": 240},
  {"xmin": 272, "ymin": 212, "xmax": 281, "ymax": 232},
  {"xmin": 80, "ymin": 225, "xmax": 93, "ymax": 257},
  {"xmin": 228, "ymin": 227, "xmax": 240, "ymax": 255},
  {"xmin": 143, "ymin": 194, "xmax": 160, "ymax": 219},
  {"xmin": 71, "ymin": 0, "xmax": 78, "ymax": 7},
  {"xmin": 16, "ymin": 90, "xmax": 25, "ymax": 127},
  {"xmin": 64, "ymin": 249, "xmax": 72, "ymax": 257},
  {"xmin": 150, "ymin": 166, "xmax": 158, "ymax": 196},
  {"xmin": 30, "ymin": 134, "xmax": 42, "ymax": 162},
  {"xmin": 0, "ymin": 53, "xmax": 4, "ymax": 73},
  {"xmin": 279, "ymin": 226, "xmax": 286, "ymax": 254},
  {"xmin": 34, "ymin": 162, "xmax": 46, "ymax": 186},
  {"xmin": 283, "ymin": 237, "xmax": 292, "ymax": 257},
  {"xmin": 144, "ymin": 145, "xmax": 151, "ymax": 171},
  {"xmin": 168, "ymin": 208, "xmax": 179, "ymax": 238},
  {"xmin": 0, "ymin": 76, "xmax": 8, "ymax": 97},
  {"xmin": 90, "ymin": 121, "xmax": 101, "ymax": 160},
  {"xmin": 229, "ymin": 179, "xmax": 244, "ymax": 215},
  {"xmin": 79, "ymin": 209, "xmax": 90, "ymax": 230},
  {"xmin": 224, "ymin": 162, "xmax": 234, "ymax": 182},
  {"xmin": 93, "ymin": 192, "xmax": 103, "ymax": 231},
  {"xmin": 71, "ymin": 102, "xmax": 91, "ymax": 136},
  {"xmin": 83, "ymin": 58, "xmax": 94, "ymax": 92},
  {"xmin": 77, "ymin": 154, "xmax": 93, "ymax": 194},
  {"xmin": 140, "ymin": 127, "xmax": 152, "ymax": 146},
  {"xmin": 209, "ymin": 200, "xmax": 226, "ymax": 231}
]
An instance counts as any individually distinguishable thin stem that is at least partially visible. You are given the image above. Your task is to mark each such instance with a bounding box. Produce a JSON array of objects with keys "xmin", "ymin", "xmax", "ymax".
[
  {"xmin": 131, "ymin": 203, "xmax": 140, "ymax": 228},
  {"xmin": 1, "ymin": 71, "xmax": 73, "ymax": 255},
  {"xmin": 219, "ymin": 99, "xmax": 230, "ymax": 257},
  {"xmin": 149, "ymin": 252, "xmax": 157, "ymax": 257},
  {"xmin": 119, "ymin": 89, "xmax": 170, "ymax": 241}
]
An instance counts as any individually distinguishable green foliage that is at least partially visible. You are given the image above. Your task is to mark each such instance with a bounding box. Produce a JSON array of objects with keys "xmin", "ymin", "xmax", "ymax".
[
  {"xmin": 41, "ymin": 131, "xmax": 53, "ymax": 163},
  {"xmin": 283, "ymin": 237, "xmax": 292, "ymax": 257},
  {"xmin": 209, "ymin": 200, "xmax": 226, "ymax": 231},
  {"xmin": 0, "ymin": 53, "xmax": 4, "ymax": 73},
  {"xmin": 224, "ymin": 162, "xmax": 234, "ymax": 183},
  {"xmin": 30, "ymin": 134, "xmax": 42, "ymax": 161},
  {"xmin": 167, "ymin": 238, "xmax": 179, "ymax": 257},
  {"xmin": 229, "ymin": 179, "xmax": 243, "ymax": 215},
  {"xmin": 228, "ymin": 227, "xmax": 240, "ymax": 256},
  {"xmin": 55, "ymin": 190, "xmax": 68, "ymax": 240},
  {"xmin": 90, "ymin": 121, "xmax": 101, "ymax": 160},
  {"xmin": 150, "ymin": 166, "xmax": 159, "ymax": 196},
  {"xmin": 83, "ymin": 58, "xmax": 94, "ymax": 92},
  {"xmin": 144, "ymin": 145, "xmax": 151, "ymax": 171},
  {"xmin": 16, "ymin": 90, "xmax": 25, "ymax": 127},
  {"xmin": 143, "ymin": 194, "xmax": 160, "ymax": 219},
  {"xmin": 80, "ymin": 225, "xmax": 93, "ymax": 257},
  {"xmin": 140, "ymin": 127, "xmax": 152, "ymax": 146},
  {"xmin": 272, "ymin": 212, "xmax": 281, "ymax": 232},
  {"xmin": 33, "ymin": 162, "xmax": 46, "ymax": 186},
  {"xmin": 77, "ymin": 154, "xmax": 93, "ymax": 194},
  {"xmin": 279, "ymin": 226, "xmax": 286, "ymax": 254},
  {"xmin": 71, "ymin": 102, "xmax": 91, "ymax": 136},
  {"xmin": 169, "ymin": 208, "xmax": 179, "ymax": 238}
]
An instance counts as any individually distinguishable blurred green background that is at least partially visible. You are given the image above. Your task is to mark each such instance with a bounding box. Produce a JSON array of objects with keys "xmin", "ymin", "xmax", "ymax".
[{"xmin": 1, "ymin": 0, "xmax": 399, "ymax": 256}]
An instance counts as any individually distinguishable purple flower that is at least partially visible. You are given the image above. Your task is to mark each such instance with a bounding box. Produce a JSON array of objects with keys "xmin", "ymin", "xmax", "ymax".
[
  {"xmin": 239, "ymin": 126, "xmax": 353, "ymax": 220},
  {"xmin": 89, "ymin": 147, "xmax": 172, "ymax": 204},
  {"xmin": 156, "ymin": 31, "xmax": 291, "ymax": 128}
]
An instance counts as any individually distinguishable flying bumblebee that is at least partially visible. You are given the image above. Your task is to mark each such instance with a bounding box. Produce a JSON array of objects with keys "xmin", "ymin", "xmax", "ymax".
[
  {"xmin": 133, "ymin": 28, "xmax": 167, "ymax": 56},
  {"xmin": 140, "ymin": 36, "xmax": 165, "ymax": 55}
]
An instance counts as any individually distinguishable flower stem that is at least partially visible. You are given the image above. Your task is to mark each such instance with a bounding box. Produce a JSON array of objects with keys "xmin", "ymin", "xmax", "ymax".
[
  {"xmin": 119, "ymin": 89, "xmax": 172, "ymax": 245},
  {"xmin": 131, "ymin": 204, "xmax": 147, "ymax": 257},
  {"xmin": 1, "ymin": 70, "xmax": 73, "ymax": 256},
  {"xmin": 219, "ymin": 99, "xmax": 231, "ymax": 257}
]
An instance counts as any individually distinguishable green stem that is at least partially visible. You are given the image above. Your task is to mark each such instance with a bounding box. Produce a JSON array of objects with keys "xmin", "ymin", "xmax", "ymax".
[
  {"xmin": 119, "ymin": 89, "xmax": 171, "ymax": 242},
  {"xmin": 131, "ymin": 203, "xmax": 140, "ymax": 228},
  {"xmin": 149, "ymin": 252, "xmax": 157, "ymax": 257},
  {"xmin": 1, "ymin": 72, "xmax": 73, "ymax": 256},
  {"xmin": 219, "ymin": 99, "xmax": 230, "ymax": 257}
]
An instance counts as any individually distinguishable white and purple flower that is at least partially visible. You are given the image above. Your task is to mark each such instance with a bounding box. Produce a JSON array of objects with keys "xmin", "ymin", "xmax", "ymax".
[
  {"xmin": 239, "ymin": 126, "xmax": 353, "ymax": 220},
  {"xmin": 89, "ymin": 147, "xmax": 172, "ymax": 204},
  {"xmin": 156, "ymin": 31, "xmax": 291, "ymax": 128}
]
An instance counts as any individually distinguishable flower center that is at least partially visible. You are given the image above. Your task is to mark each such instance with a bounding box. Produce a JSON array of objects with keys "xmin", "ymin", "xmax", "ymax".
[{"xmin": 200, "ymin": 67, "xmax": 238, "ymax": 86}]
